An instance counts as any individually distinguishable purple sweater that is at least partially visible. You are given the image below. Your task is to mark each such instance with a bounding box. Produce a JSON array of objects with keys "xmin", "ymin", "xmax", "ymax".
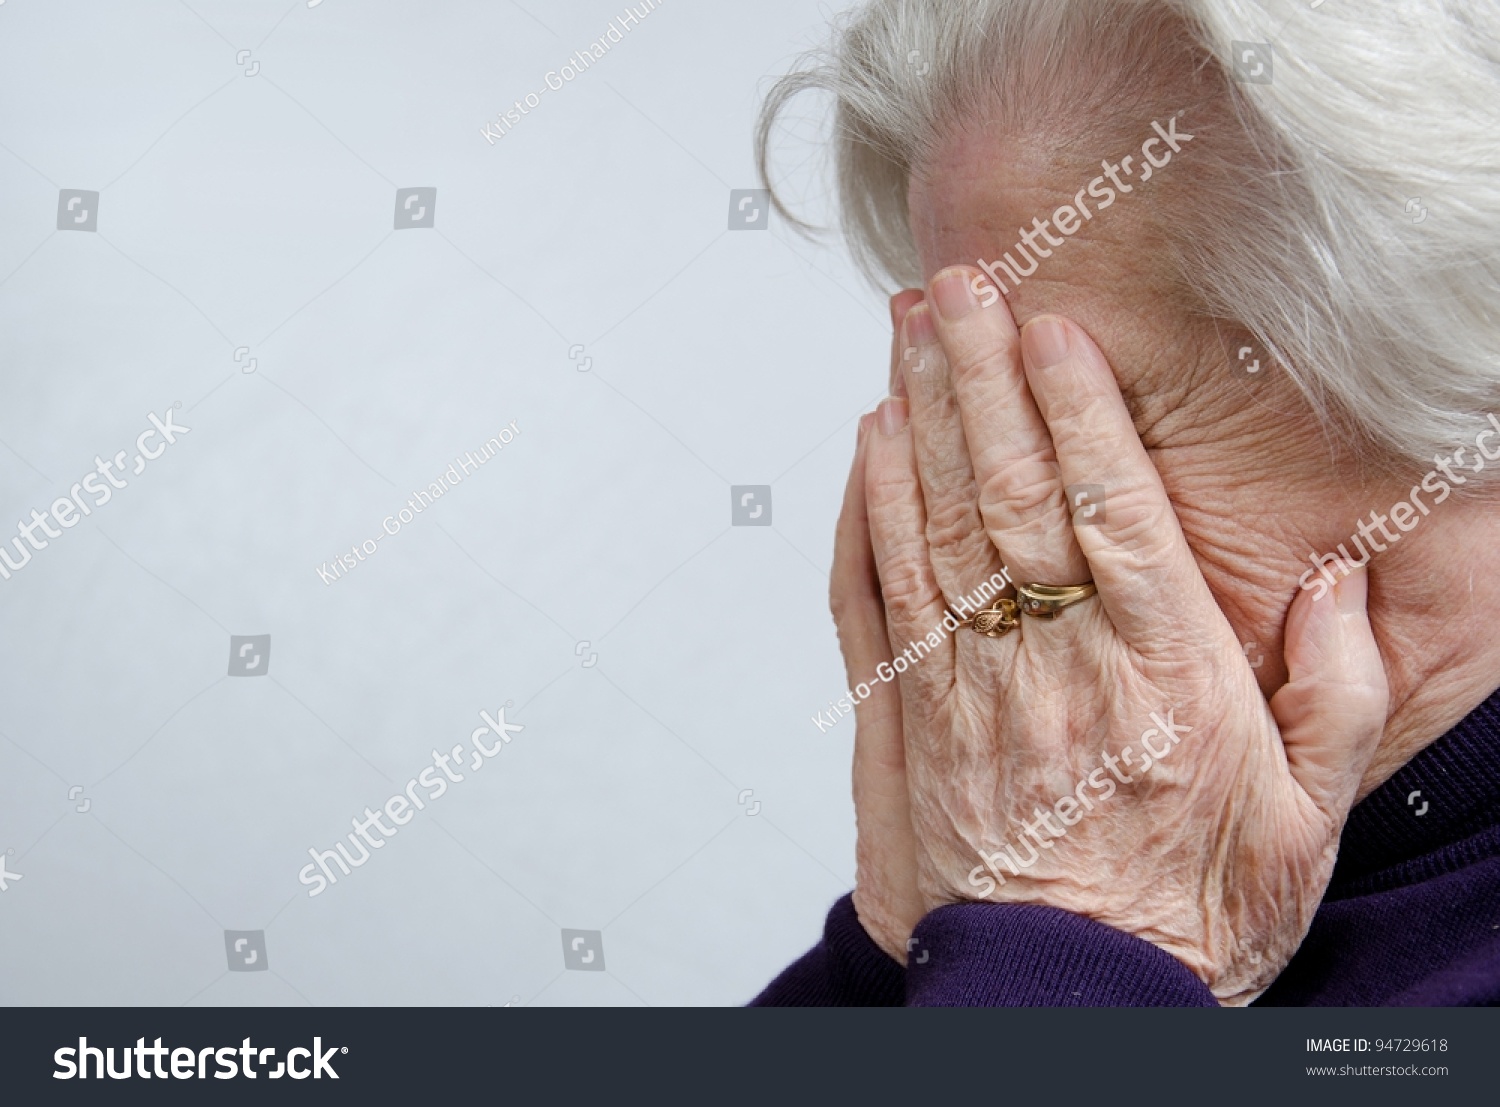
[{"xmin": 752, "ymin": 688, "xmax": 1500, "ymax": 1006}]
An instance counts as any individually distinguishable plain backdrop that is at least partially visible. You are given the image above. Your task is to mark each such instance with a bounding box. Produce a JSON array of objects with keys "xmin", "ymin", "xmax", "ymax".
[{"xmin": 0, "ymin": 0, "xmax": 892, "ymax": 1006}]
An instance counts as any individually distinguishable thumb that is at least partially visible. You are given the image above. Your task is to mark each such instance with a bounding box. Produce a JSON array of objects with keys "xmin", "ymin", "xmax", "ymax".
[{"xmin": 1269, "ymin": 562, "xmax": 1389, "ymax": 819}]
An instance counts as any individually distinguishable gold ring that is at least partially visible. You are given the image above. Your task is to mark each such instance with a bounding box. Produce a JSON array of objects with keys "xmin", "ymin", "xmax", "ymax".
[
  {"xmin": 1016, "ymin": 581, "xmax": 1097, "ymax": 619},
  {"xmin": 959, "ymin": 597, "xmax": 1019, "ymax": 637}
]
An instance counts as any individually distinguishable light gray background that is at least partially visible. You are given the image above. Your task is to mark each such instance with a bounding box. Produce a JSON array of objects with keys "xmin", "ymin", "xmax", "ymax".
[{"xmin": 0, "ymin": 0, "xmax": 892, "ymax": 1006}]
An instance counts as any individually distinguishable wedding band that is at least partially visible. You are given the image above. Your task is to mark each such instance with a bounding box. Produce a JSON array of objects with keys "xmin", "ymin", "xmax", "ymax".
[
  {"xmin": 1016, "ymin": 581, "xmax": 1097, "ymax": 619},
  {"xmin": 959, "ymin": 597, "xmax": 1019, "ymax": 637}
]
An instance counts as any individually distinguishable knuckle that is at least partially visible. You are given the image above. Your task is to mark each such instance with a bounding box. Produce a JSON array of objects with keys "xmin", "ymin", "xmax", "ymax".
[
  {"xmin": 828, "ymin": 588, "xmax": 852, "ymax": 626},
  {"xmin": 976, "ymin": 454, "xmax": 1062, "ymax": 528},
  {"xmin": 1343, "ymin": 682, "xmax": 1392, "ymax": 724},
  {"xmin": 878, "ymin": 549, "xmax": 935, "ymax": 614},
  {"xmin": 828, "ymin": 585, "xmax": 870, "ymax": 630},
  {"xmin": 1045, "ymin": 390, "xmax": 1111, "ymax": 438},
  {"xmin": 946, "ymin": 335, "xmax": 1016, "ymax": 389},
  {"xmin": 924, "ymin": 496, "xmax": 982, "ymax": 556},
  {"xmin": 863, "ymin": 465, "xmax": 916, "ymax": 512},
  {"xmin": 1080, "ymin": 487, "xmax": 1175, "ymax": 565}
]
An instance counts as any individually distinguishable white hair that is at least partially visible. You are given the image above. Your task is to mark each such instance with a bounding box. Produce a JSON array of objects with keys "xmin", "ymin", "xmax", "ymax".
[{"xmin": 756, "ymin": 0, "xmax": 1500, "ymax": 476}]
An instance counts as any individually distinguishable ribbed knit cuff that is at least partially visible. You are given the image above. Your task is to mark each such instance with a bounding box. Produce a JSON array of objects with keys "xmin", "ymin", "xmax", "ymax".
[
  {"xmin": 748, "ymin": 894, "xmax": 905, "ymax": 1006},
  {"xmin": 823, "ymin": 893, "xmax": 908, "ymax": 1003},
  {"xmin": 906, "ymin": 902, "xmax": 1219, "ymax": 1007}
]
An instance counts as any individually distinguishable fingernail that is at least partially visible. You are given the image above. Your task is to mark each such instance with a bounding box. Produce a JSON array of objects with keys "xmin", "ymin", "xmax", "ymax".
[
  {"xmin": 1335, "ymin": 563, "xmax": 1368, "ymax": 614},
  {"xmin": 904, "ymin": 301, "xmax": 937, "ymax": 347},
  {"xmin": 930, "ymin": 268, "xmax": 979, "ymax": 321},
  {"xmin": 858, "ymin": 412, "xmax": 875, "ymax": 442},
  {"xmin": 890, "ymin": 289, "xmax": 921, "ymax": 330},
  {"xmin": 877, "ymin": 397, "xmax": 908, "ymax": 435},
  {"xmin": 892, "ymin": 368, "xmax": 908, "ymax": 399},
  {"xmin": 1022, "ymin": 316, "xmax": 1070, "ymax": 371}
]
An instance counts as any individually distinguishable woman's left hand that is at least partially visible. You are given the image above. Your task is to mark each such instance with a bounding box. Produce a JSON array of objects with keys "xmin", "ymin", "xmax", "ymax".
[{"xmin": 860, "ymin": 267, "xmax": 1389, "ymax": 1003}]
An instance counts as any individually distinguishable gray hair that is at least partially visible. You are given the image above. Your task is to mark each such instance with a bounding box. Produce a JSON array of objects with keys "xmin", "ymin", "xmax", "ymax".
[{"xmin": 756, "ymin": 0, "xmax": 1500, "ymax": 476}]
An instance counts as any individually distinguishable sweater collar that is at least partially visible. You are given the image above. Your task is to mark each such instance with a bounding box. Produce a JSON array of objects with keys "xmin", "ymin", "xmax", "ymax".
[{"xmin": 1329, "ymin": 683, "xmax": 1500, "ymax": 895}]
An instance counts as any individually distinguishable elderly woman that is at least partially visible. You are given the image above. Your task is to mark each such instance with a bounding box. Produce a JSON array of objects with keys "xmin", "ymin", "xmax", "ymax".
[{"xmin": 752, "ymin": 0, "xmax": 1500, "ymax": 1006}]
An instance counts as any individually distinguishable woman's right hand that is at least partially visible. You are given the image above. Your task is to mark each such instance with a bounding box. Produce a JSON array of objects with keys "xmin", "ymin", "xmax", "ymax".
[{"xmin": 840, "ymin": 291, "xmax": 926, "ymax": 963}]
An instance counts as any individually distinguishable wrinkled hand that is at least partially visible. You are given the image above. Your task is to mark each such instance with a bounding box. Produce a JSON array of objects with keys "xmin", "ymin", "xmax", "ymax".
[
  {"xmin": 837, "ymin": 292, "xmax": 925, "ymax": 964},
  {"xmin": 859, "ymin": 268, "xmax": 1388, "ymax": 1002}
]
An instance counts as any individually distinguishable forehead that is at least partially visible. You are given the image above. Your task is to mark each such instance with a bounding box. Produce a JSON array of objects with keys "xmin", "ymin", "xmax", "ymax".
[
  {"xmin": 904, "ymin": 111, "xmax": 1171, "ymax": 322},
  {"xmin": 900, "ymin": 96, "xmax": 1194, "ymax": 315},
  {"xmin": 900, "ymin": 112, "xmax": 1231, "ymax": 422}
]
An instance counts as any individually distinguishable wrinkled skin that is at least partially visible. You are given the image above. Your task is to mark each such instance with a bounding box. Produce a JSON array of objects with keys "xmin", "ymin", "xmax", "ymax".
[
  {"xmin": 837, "ymin": 270, "xmax": 1389, "ymax": 1004},
  {"xmin": 840, "ymin": 293, "xmax": 927, "ymax": 969}
]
